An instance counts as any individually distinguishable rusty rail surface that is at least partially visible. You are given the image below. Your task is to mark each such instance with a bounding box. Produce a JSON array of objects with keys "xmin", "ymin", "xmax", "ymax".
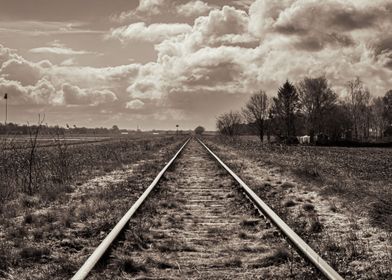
[
  {"xmin": 71, "ymin": 137, "xmax": 190, "ymax": 280},
  {"xmin": 197, "ymin": 138, "xmax": 344, "ymax": 280}
]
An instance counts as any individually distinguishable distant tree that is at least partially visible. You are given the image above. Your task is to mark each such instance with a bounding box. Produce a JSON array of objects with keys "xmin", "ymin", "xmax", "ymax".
[
  {"xmin": 383, "ymin": 90, "xmax": 392, "ymax": 126},
  {"xmin": 298, "ymin": 76, "xmax": 337, "ymax": 141},
  {"xmin": 194, "ymin": 126, "xmax": 205, "ymax": 135},
  {"xmin": 243, "ymin": 91, "xmax": 269, "ymax": 142},
  {"xmin": 271, "ymin": 80, "xmax": 300, "ymax": 141},
  {"xmin": 345, "ymin": 77, "xmax": 371, "ymax": 140},
  {"xmin": 371, "ymin": 97, "xmax": 386, "ymax": 138},
  {"xmin": 216, "ymin": 111, "xmax": 242, "ymax": 137},
  {"xmin": 112, "ymin": 125, "xmax": 120, "ymax": 133},
  {"xmin": 324, "ymin": 102, "xmax": 352, "ymax": 141}
]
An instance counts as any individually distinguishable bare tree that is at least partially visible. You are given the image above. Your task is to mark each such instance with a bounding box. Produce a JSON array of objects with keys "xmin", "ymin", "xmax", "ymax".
[
  {"xmin": 243, "ymin": 91, "xmax": 269, "ymax": 143},
  {"xmin": 345, "ymin": 77, "xmax": 371, "ymax": 140},
  {"xmin": 26, "ymin": 114, "xmax": 45, "ymax": 195},
  {"xmin": 216, "ymin": 111, "xmax": 242, "ymax": 137},
  {"xmin": 371, "ymin": 97, "xmax": 386, "ymax": 139},
  {"xmin": 298, "ymin": 76, "xmax": 337, "ymax": 142},
  {"xmin": 271, "ymin": 80, "xmax": 299, "ymax": 141},
  {"xmin": 384, "ymin": 90, "xmax": 392, "ymax": 126}
]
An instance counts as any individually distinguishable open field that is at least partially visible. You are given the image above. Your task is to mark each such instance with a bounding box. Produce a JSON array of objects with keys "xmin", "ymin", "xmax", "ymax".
[
  {"xmin": 0, "ymin": 135, "xmax": 187, "ymax": 279},
  {"xmin": 202, "ymin": 135, "xmax": 392, "ymax": 279},
  {"xmin": 0, "ymin": 133, "xmax": 173, "ymax": 150},
  {"xmin": 1, "ymin": 133, "xmax": 391, "ymax": 279}
]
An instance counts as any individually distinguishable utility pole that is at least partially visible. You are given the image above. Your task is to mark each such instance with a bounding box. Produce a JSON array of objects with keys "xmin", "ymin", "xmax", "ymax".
[
  {"xmin": 176, "ymin": 124, "xmax": 179, "ymax": 135},
  {"xmin": 4, "ymin": 93, "xmax": 7, "ymax": 125}
]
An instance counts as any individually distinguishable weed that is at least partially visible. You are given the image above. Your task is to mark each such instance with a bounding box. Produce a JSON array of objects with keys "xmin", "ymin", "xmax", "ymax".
[
  {"xmin": 20, "ymin": 246, "xmax": 50, "ymax": 261},
  {"xmin": 281, "ymin": 182, "xmax": 296, "ymax": 188},
  {"xmin": 283, "ymin": 200, "xmax": 297, "ymax": 207},
  {"xmin": 303, "ymin": 203, "xmax": 315, "ymax": 212},
  {"xmin": 240, "ymin": 218, "xmax": 259, "ymax": 227},
  {"xmin": 253, "ymin": 247, "xmax": 290, "ymax": 268},
  {"xmin": 146, "ymin": 257, "xmax": 175, "ymax": 269},
  {"xmin": 115, "ymin": 256, "xmax": 147, "ymax": 274},
  {"xmin": 24, "ymin": 213, "xmax": 34, "ymax": 224},
  {"xmin": 223, "ymin": 257, "xmax": 242, "ymax": 267},
  {"xmin": 309, "ymin": 217, "xmax": 323, "ymax": 234},
  {"xmin": 8, "ymin": 226, "xmax": 28, "ymax": 239}
]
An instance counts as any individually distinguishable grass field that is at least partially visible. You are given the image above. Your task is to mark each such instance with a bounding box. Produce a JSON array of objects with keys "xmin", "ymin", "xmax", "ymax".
[
  {"xmin": 203, "ymin": 135, "xmax": 392, "ymax": 279},
  {"xmin": 0, "ymin": 134, "xmax": 188, "ymax": 279},
  {"xmin": 206, "ymin": 135, "xmax": 392, "ymax": 231}
]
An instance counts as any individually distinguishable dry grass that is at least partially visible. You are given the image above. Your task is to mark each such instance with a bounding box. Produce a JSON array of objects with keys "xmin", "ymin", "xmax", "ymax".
[
  {"xmin": 0, "ymin": 135, "xmax": 187, "ymax": 279},
  {"xmin": 204, "ymin": 135, "xmax": 392, "ymax": 279},
  {"xmin": 206, "ymin": 135, "xmax": 392, "ymax": 231}
]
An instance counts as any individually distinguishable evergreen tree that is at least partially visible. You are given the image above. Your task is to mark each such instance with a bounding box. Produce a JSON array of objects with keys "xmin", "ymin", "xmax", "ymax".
[{"xmin": 271, "ymin": 80, "xmax": 300, "ymax": 141}]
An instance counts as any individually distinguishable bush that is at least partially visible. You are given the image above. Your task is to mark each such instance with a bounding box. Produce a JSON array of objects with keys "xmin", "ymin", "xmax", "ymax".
[{"xmin": 194, "ymin": 126, "xmax": 205, "ymax": 135}]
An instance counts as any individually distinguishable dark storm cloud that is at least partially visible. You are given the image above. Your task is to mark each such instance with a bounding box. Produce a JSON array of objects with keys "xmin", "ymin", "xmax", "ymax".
[
  {"xmin": 331, "ymin": 10, "xmax": 378, "ymax": 31},
  {"xmin": 373, "ymin": 37, "xmax": 392, "ymax": 55},
  {"xmin": 372, "ymin": 37, "xmax": 392, "ymax": 70},
  {"xmin": 293, "ymin": 33, "xmax": 355, "ymax": 52}
]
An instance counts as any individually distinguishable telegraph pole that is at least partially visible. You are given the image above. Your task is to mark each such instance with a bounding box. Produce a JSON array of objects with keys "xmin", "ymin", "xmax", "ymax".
[{"xmin": 4, "ymin": 93, "xmax": 7, "ymax": 125}]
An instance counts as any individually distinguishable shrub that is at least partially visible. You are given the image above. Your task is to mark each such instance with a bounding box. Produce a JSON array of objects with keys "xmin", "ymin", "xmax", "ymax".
[{"xmin": 194, "ymin": 126, "xmax": 205, "ymax": 135}]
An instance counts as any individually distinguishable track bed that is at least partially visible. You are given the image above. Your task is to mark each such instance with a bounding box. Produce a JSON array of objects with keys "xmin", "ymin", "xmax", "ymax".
[{"xmin": 89, "ymin": 139, "xmax": 320, "ymax": 279}]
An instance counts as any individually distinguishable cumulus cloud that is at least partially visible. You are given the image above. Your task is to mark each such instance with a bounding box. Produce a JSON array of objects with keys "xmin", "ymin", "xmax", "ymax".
[
  {"xmin": 0, "ymin": 44, "xmax": 125, "ymax": 107},
  {"xmin": 2, "ymin": 1, "xmax": 392, "ymax": 128},
  {"xmin": 126, "ymin": 99, "xmax": 144, "ymax": 109},
  {"xmin": 122, "ymin": 0, "xmax": 392, "ymax": 120},
  {"xmin": 113, "ymin": 0, "xmax": 170, "ymax": 22},
  {"xmin": 112, "ymin": 0, "xmax": 221, "ymax": 22},
  {"xmin": 176, "ymin": 1, "xmax": 216, "ymax": 17},
  {"xmin": 62, "ymin": 83, "xmax": 117, "ymax": 106},
  {"xmin": 0, "ymin": 57, "xmax": 43, "ymax": 86},
  {"xmin": 109, "ymin": 22, "xmax": 192, "ymax": 43},
  {"xmin": 0, "ymin": 76, "xmax": 61, "ymax": 105}
]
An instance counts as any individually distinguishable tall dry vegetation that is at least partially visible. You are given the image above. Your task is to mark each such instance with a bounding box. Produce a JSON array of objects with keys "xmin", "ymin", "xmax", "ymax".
[{"xmin": 0, "ymin": 132, "xmax": 176, "ymax": 204}]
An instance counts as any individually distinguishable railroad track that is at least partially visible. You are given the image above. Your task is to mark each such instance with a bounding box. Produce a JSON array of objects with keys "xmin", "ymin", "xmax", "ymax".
[{"xmin": 72, "ymin": 137, "xmax": 343, "ymax": 280}]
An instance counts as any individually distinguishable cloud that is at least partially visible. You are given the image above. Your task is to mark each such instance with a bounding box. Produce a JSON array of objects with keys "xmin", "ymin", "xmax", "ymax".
[
  {"xmin": 0, "ymin": 44, "xmax": 125, "ymax": 107},
  {"xmin": 62, "ymin": 83, "xmax": 117, "ymax": 106},
  {"xmin": 0, "ymin": 77, "xmax": 61, "ymax": 105},
  {"xmin": 60, "ymin": 58, "xmax": 77, "ymax": 66},
  {"xmin": 0, "ymin": 57, "xmax": 43, "ymax": 86},
  {"xmin": 30, "ymin": 47, "xmax": 90, "ymax": 55},
  {"xmin": 0, "ymin": 21, "xmax": 103, "ymax": 36},
  {"xmin": 113, "ymin": 0, "xmax": 170, "ymax": 22},
  {"xmin": 112, "ymin": 0, "xmax": 222, "ymax": 22},
  {"xmin": 126, "ymin": 99, "xmax": 144, "ymax": 109},
  {"xmin": 176, "ymin": 1, "xmax": 216, "ymax": 17},
  {"xmin": 2, "ymin": 1, "xmax": 392, "ymax": 129},
  {"xmin": 29, "ymin": 40, "xmax": 97, "ymax": 56},
  {"xmin": 109, "ymin": 22, "xmax": 192, "ymax": 43}
]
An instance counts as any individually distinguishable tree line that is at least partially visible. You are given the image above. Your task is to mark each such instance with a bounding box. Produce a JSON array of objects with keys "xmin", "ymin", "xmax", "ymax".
[
  {"xmin": 217, "ymin": 76, "xmax": 392, "ymax": 144},
  {"xmin": 0, "ymin": 123, "xmax": 123, "ymax": 135}
]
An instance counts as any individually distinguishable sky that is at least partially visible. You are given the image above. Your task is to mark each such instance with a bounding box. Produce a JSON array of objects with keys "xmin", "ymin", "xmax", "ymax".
[{"xmin": 0, "ymin": 0, "xmax": 391, "ymax": 130}]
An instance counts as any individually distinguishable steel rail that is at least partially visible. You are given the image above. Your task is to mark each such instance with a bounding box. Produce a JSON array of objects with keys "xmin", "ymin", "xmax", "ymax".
[
  {"xmin": 71, "ymin": 137, "xmax": 190, "ymax": 280},
  {"xmin": 197, "ymin": 138, "xmax": 344, "ymax": 280}
]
